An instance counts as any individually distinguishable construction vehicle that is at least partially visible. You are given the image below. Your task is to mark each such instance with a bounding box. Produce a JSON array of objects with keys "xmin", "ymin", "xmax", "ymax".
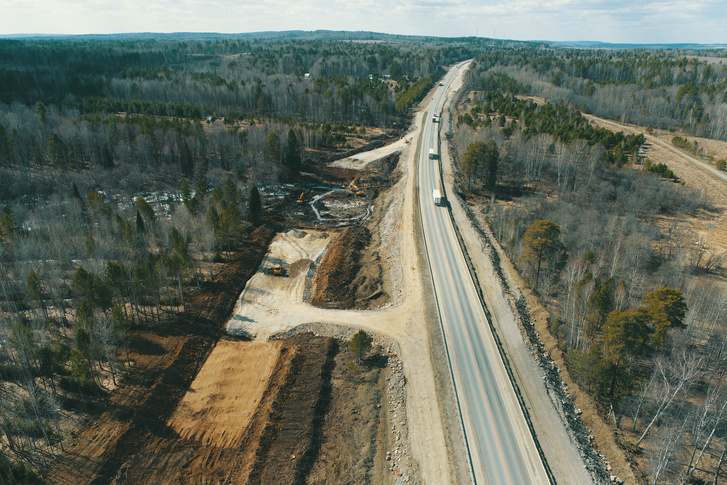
[
  {"xmin": 273, "ymin": 265, "xmax": 285, "ymax": 276},
  {"xmin": 296, "ymin": 192, "xmax": 304, "ymax": 204},
  {"xmin": 346, "ymin": 180, "xmax": 365, "ymax": 196}
]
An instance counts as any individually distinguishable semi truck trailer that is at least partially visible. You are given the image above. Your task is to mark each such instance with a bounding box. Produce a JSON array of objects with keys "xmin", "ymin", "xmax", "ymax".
[{"xmin": 433, "ymin": 189, "xmax": 444, "ymax": 206}]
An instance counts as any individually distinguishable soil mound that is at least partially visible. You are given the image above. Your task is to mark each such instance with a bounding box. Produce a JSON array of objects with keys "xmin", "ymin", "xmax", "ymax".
[
  {"xmin": 248, "ymin": 334, "xmax": 338, "ymax": 485},
  {"xmin": 310, "ymin": 226, "xmax": 371, "ymax": 308}
]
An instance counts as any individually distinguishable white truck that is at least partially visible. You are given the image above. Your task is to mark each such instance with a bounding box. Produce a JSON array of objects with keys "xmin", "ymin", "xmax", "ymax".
[
  {"xmin": 432, "ymin": 189, "xmax": 444, "ymax": 206},
  {"xmin": 428, "ymin": 148, "xmax": 438, "ymax": 160}
]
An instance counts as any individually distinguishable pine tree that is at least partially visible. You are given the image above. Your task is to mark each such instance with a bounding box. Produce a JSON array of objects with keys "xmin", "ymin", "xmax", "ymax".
[
  {"xmin": 642, "ymin": 287, "xmax": 687, "ymax": 348},
  {"xmin": 0, "ymin": 204, "xmax": 19, "ymax": 242},
  {"xmin": 248, "ymin": 184, "xmax": 262, "ymax": 226},
  {"xmin": 134, "ymin": 197, "xmax": 155, "ymax": 225},
  {"xmin": 46, "ymin": 132, "xmax": 67, "ymax": 167},
  {"xmin": 601, "ymin": 308, "xmax": 650, "ymax": 400},
  {"xmin": 522, "ymin": 220, "xmax": 565, "ymax": 288},
  {"xmin": 219, "ymin": 202, "xmax": 242, "ymax": 256},
  {"xmin": 350, "ymin": 329, "xmax": 373, "ymax": 363},
  {"xmin": 264, "ymin": 132, "xmax": 281, "ymax": 165},
  {"xmin": 284, "ymin": 128, "xmax": 302, "ymax": 179},
  {"xmin": 26, "ymin": 270, "xmax": 48, "ymax": 322},
  {"xmin": 136, "ymin": 210, "xmax": 145, "ymax": 233}
]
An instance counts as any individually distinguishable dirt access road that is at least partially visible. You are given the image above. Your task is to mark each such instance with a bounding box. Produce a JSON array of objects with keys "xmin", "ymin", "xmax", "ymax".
[
  {"xmin": 227, "ymin": 117, "xmax": 459, "ymax": 483},
  {"xmin": 524, "ymin": 92, "xmax": 727, "ymax": 259},
  {"xmin": 584, "ymin": 113, "xmax": 727, "ymax": 258}
]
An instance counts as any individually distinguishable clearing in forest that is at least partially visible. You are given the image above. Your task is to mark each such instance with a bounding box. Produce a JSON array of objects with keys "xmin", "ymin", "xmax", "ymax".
[{"xmin": 226, "ymin": 229, "xmax": 332, "ymax": 340}]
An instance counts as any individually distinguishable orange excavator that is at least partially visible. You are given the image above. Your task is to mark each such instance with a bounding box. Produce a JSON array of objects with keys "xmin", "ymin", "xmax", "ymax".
[{"xmin": 347, "ymin": 180, "xmax": 365, "ymax": 196}]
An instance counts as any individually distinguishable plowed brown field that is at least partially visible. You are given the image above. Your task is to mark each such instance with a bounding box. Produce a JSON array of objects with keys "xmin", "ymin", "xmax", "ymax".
[{"xmin": 168, "ymin": 339, "xmax": 281, "ymax": 448}]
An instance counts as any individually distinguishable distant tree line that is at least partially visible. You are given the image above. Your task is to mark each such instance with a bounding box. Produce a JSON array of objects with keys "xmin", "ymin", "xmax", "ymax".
[
  {"xmin": 465, "ymin": 47, "xmax": 727, "ymax": 141},
  {"xmin": 0, "ymin": 36, "xmax": 476, "ymax": 127},
  {"xmin": 0, "ymin": 35, "xmax": 489, "ymax": 202}
]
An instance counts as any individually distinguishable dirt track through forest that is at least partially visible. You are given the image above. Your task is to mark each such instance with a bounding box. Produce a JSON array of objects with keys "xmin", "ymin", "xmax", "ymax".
[{"xmin": 584, "ymin": 113, "xmax": 727, "ymax": 258}]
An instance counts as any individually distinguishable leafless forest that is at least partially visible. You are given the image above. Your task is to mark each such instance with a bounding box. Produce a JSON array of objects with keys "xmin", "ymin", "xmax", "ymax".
[
  {"xmin": 452, "ymin": 50, "xmax": 727, "ymax": 484},
  {"xmin": 0, "ymin": 32, "xmax": 477, "ymax": 482},
  {"xmin": 3, "ymin": 32, "xmax": 727, "ymax": 483}
]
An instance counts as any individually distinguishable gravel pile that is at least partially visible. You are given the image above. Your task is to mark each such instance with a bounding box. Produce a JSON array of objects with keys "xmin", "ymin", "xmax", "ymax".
[{"xmin": 385, "ymin": 354, "xmax": 420, "ymax": 485}]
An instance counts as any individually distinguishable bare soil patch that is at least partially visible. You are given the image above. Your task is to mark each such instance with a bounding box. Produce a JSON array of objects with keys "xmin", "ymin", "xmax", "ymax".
[
  {"xmin": 307, "ymin": 137, "xmax": 390, "ymax": 165},
  {"xmin": 95, "ymin": 334, "xmax": 339, "ymax": 485},
  {"xmin": 307, "ymin": 342, "xmax": 392, "ymax": 485},
  {"xmin": 311, "ymin": 226, "xmax": 372, "ymax": 308},
  {"xmin": 226, "ymin": 228, "xmax": 331, "ymax": 341},
  {"xmin": 168, "ymin": 339, "xmax": 281, "ymax": 448},
  {"xmin": 245, "ymin": 333, "xmax": 339, "ymax": 485},
  {"xmin": 309, "ymin": 150, "xmax": 404, "ymax": 311},
  {"xmin": 39, "ymin": 224, "xmax": 277, "ymax": 485},
  {"xmin": 43, "ymin": 310, "xmax": 390, "ymax": 485}
]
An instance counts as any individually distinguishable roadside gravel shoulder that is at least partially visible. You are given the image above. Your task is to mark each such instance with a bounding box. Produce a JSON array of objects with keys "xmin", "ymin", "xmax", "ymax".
[{"xmin": 440, "ymin": 96, "xmax": 606, "ymax": 483}]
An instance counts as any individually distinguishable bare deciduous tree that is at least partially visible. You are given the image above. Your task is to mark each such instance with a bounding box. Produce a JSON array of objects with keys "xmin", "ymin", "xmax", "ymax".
[{"xmin": 636, "ymin": 350, "xmax": 704, "ymax": 446}]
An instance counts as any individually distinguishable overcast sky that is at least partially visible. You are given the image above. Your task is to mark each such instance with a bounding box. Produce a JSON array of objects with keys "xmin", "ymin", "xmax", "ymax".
[{"xmin": 1, "ymin": 0, "xmax": 725, "ymax": 44}]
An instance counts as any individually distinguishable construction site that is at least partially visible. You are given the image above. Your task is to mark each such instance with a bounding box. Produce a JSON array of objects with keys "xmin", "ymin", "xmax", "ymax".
[{"xmin": 39, "ymin": 105, "xmax": 441, "ymax": 484}]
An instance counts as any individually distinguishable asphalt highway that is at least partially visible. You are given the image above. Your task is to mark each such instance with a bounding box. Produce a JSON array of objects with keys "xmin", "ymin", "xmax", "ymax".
[{"xmin": 418, "ymin": 62, "xmax": 550, "ymax": 485}]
